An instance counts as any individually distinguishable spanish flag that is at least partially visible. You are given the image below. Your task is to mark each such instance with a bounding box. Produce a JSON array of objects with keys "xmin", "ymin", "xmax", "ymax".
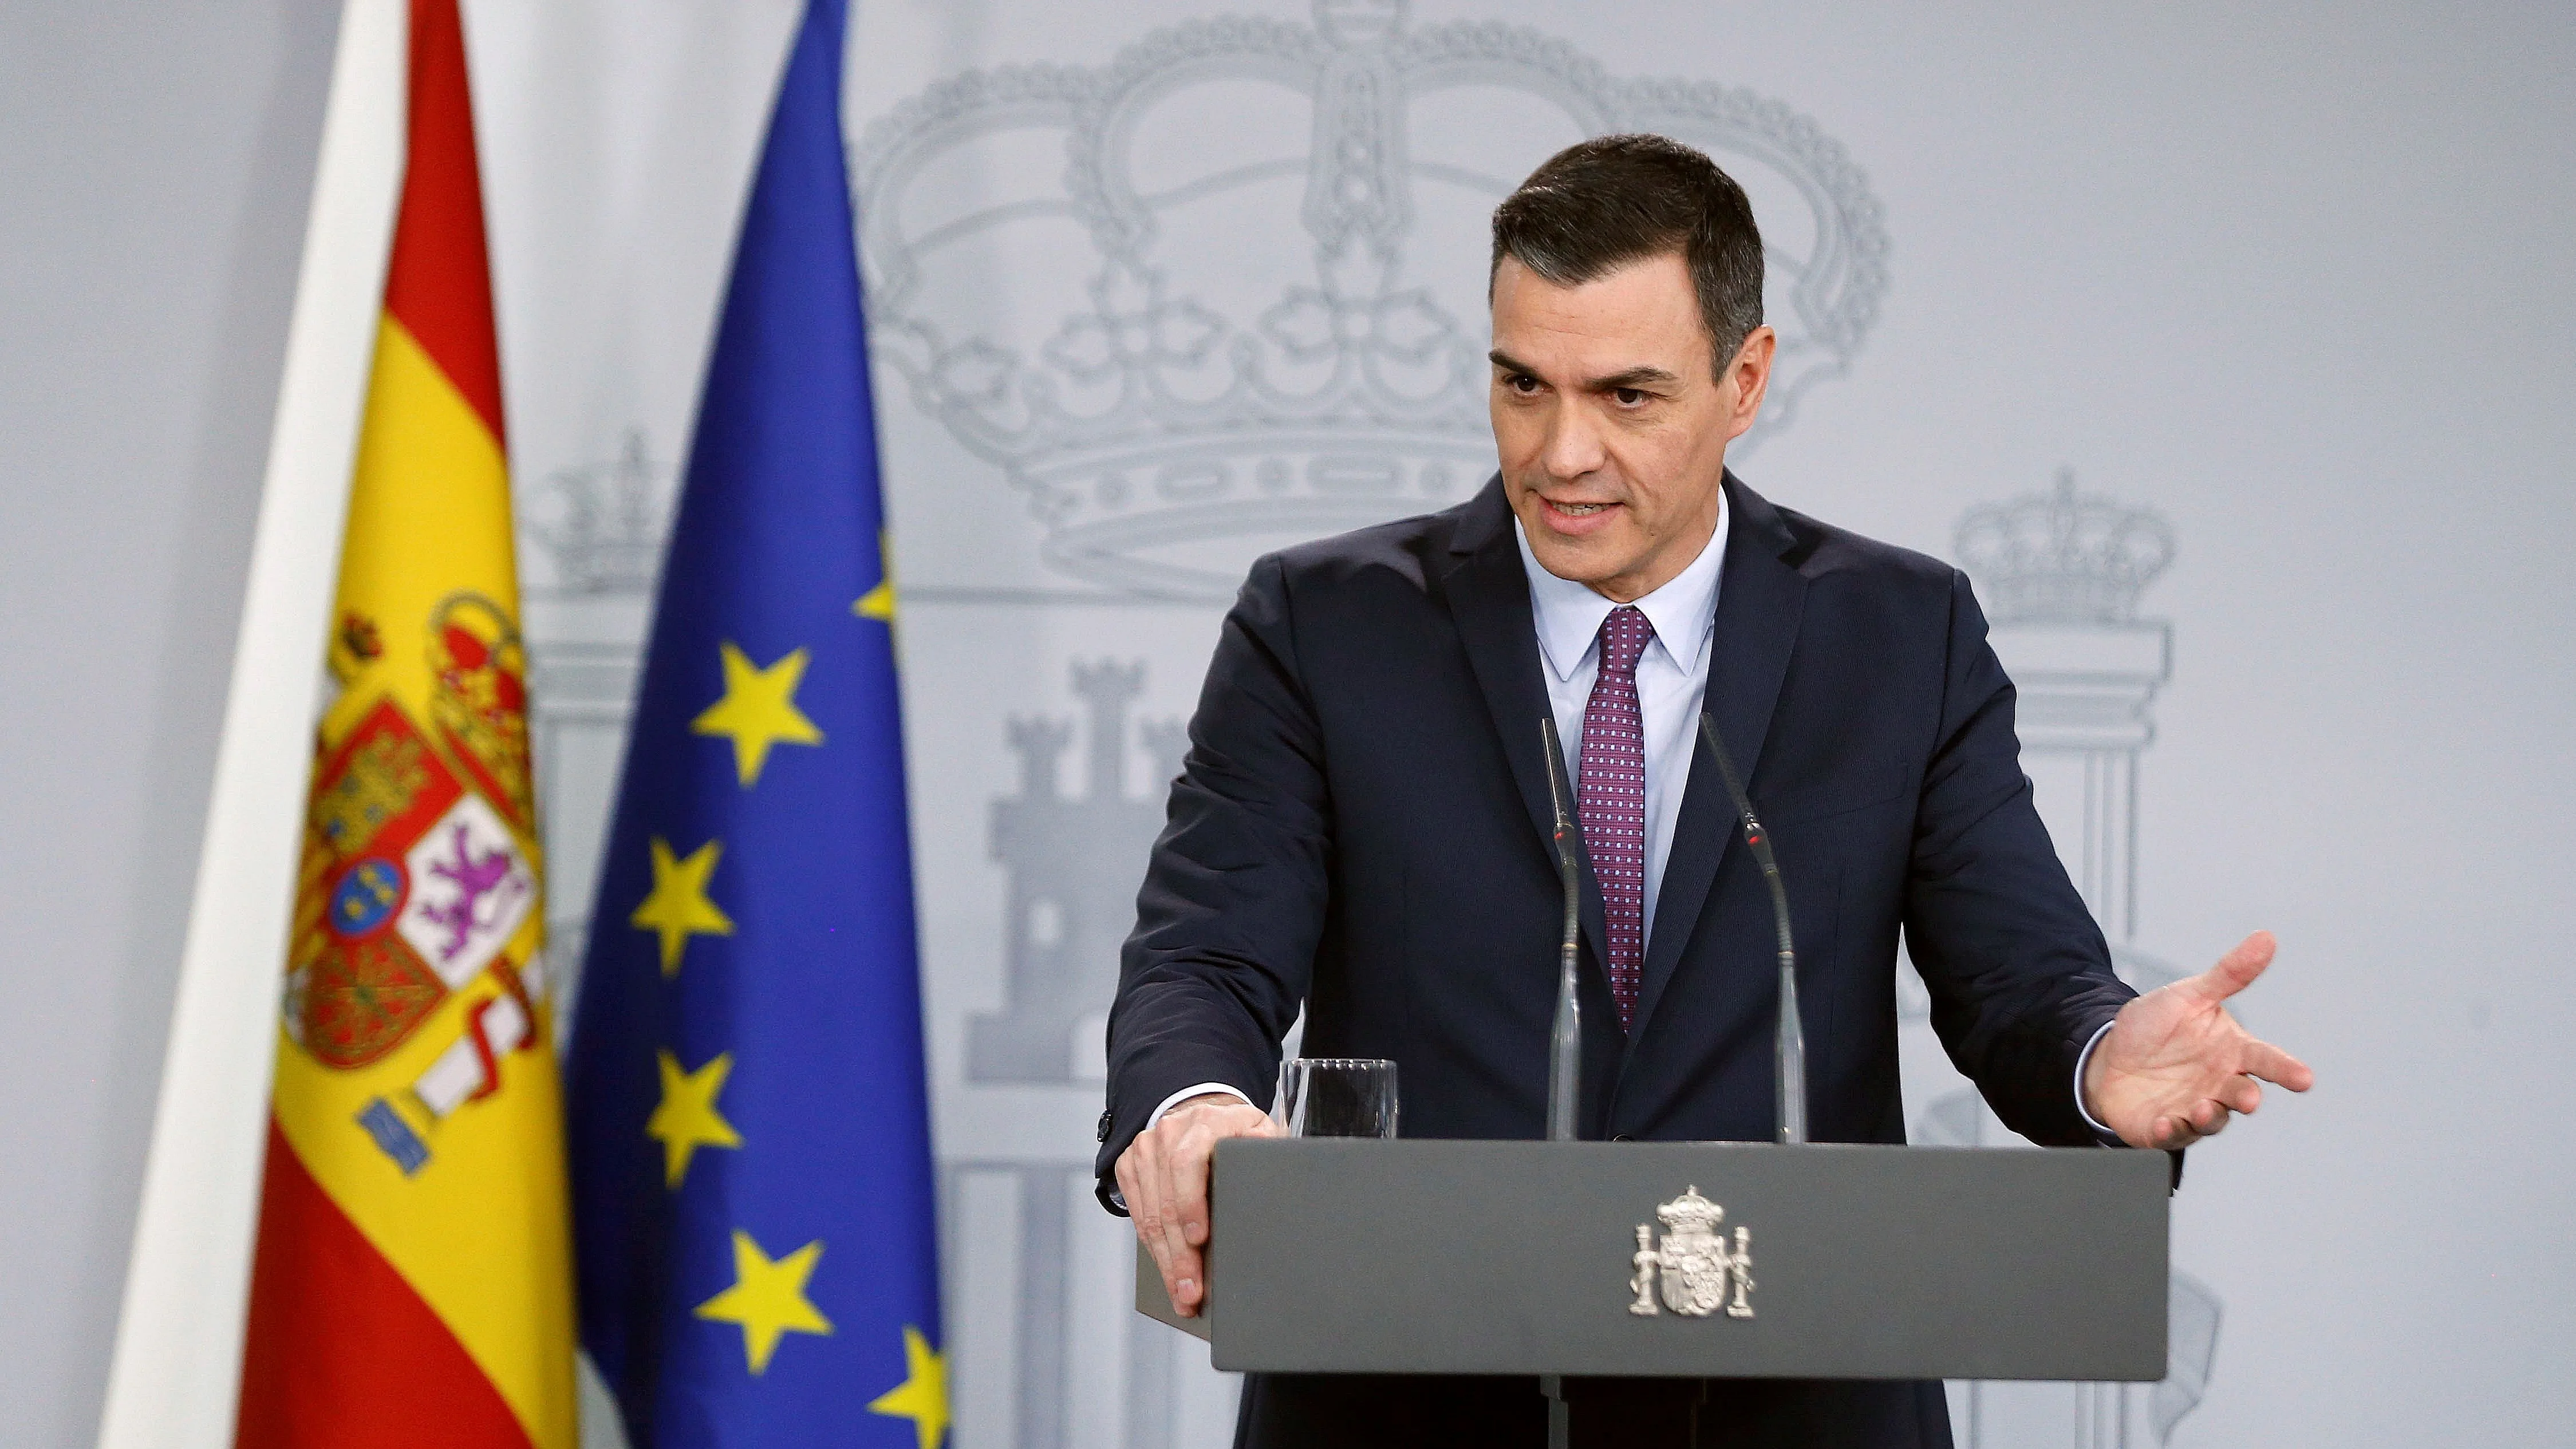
[{"xmin": 234, "ymin": 3, "xmax": 574, "ymax": 1446}]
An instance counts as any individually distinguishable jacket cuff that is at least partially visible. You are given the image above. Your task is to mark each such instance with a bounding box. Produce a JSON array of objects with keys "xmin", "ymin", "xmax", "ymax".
[{"xmin": 1093, "ymin": 1063, "xmax": 1271, "ymax": 1215}]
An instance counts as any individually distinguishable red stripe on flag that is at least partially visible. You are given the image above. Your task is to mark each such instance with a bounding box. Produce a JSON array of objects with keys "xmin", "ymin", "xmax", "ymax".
[
  {"xmin": 235, "ymin": 1120, "xmax": 535, "ymax": 1449},
  {"xmin": 382, "ymin": 0, "xmax": 506, "ymax": 441}
]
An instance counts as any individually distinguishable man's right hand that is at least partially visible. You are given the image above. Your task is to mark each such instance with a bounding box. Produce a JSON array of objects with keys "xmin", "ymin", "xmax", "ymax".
[{"xmin": 1114, "ymin": 1092, "xmax": 1282, "ymax": 1318}]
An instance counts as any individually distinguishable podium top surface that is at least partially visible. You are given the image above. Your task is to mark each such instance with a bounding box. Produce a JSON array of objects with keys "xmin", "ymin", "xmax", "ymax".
[{"xmin": 1140, "ymin": 1139, "xmax": 2169, "ymax": 1381}]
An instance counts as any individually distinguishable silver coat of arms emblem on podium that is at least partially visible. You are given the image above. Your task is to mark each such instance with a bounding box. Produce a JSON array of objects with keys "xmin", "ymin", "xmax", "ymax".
[{"xmin": 1630, "ymin": 1186, "xmax": 1755, "ymax": 1318}]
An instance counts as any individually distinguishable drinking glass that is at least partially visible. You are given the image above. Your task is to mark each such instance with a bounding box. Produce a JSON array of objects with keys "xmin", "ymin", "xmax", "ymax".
[{"xmin": 1273, "ymin": 1057, "xmax": 1398, "ymax": 1138}]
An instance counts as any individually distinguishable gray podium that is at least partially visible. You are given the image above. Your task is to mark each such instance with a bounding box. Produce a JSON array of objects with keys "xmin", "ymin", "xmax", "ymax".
[{"xmin": 1137, "ymin": 1139, "xmax": 2169, "ymax": 1381}]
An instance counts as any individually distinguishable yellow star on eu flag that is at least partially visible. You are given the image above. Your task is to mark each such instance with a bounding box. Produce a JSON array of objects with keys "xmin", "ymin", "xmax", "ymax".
[
  {"xmin": 691, "ymin": 641, "xmax": 825, "ymax": 787},
  {"xmin": 854, "ymin": 530, "xmax": 895, "ymax": 623},
  {"xmin": 630, "ymin": 836, "xmax": 733, "ymax": 976},
  {"xmin": 646, "ymin": 1049, "xmax": 741, "ymax": 1188},
  {"xmin": 695, "ymin": 1230, "xmax": 833, "ymax": 1374},
  {"xmin": 868, "ymin": 1324, "xmax": 950, "ymax": 1449}
]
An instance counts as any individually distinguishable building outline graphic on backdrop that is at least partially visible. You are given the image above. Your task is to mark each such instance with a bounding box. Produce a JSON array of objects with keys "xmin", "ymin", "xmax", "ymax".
[
  {"xmin": 977, "ymin": 664, "xmax": 1188, "ymax": 1083},
  {"xmin": 520, "ymin": 428, "xmax": 674, "ymax": 1028},
  {"xmin": 514, "ymin": 3, "xmax": 2217, "ymax": 1446},
  {"xmin": 1928, "ymin": 469, "xmax": 2220, "ymax": 1449}
]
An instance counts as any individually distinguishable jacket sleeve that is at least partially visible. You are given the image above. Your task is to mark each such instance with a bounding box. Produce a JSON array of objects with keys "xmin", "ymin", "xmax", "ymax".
[
  {"xmin": 1903, "ymin": 569, "xmax": 2137, "ymax": 1148},
  {"xmin": 1093, "ymin": 554, "xmax": 1332, "ymax": 1211}
]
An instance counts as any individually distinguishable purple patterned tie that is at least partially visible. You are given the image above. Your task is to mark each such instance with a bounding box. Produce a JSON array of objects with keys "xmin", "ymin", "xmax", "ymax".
[{"xmin": 1580, "ymin": 606, "xmax": 1654, "ymax": 1029}]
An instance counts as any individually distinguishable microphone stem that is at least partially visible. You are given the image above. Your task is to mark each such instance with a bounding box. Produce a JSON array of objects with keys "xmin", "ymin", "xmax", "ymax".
[
  {"xmin": 1776, "ymin": 953, "xmax": 1807, "ymax": 1146},
  {"xmin": 1549, "ymin": 942, "xmax": 1580, "ymax": 1143},
  {"xmin": 1698, "ymin": 712, "xmax": 1809, "ymax": 1146},
  {"xmin": 1539, "ymin": 716, "xmax": 1582, "ymax": 1144}
]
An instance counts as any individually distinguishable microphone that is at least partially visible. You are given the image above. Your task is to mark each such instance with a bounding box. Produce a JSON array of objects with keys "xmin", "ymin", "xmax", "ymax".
[
  {"xmin": 1696, "ymin": 712, "xmax": 1809, "ymax": 1146},
  {"xmin": 1536, "ymin": 716, "xmax": 1584, "ymax": 1449},
  {"xmin": 1537, "ymin": 715, "xmax": 1583, "ymax": 1144}
]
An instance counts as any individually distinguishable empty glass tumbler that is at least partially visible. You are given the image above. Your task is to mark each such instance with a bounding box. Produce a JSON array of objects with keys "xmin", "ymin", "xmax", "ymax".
[{"xmin": 1273, "ymin": 1057, "xmax": 1398, "ymax": 1138}]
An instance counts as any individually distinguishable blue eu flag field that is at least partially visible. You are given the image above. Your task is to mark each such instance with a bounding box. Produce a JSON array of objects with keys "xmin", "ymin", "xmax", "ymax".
[{"xmin": 567, "ymin": 2, "xmax": 944, "ymax": 1444}]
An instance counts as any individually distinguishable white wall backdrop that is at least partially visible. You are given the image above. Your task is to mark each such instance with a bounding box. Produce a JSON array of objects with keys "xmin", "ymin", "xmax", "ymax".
[
  {"xmin": 6, "ymin": 3, "xmax": 2571, "ymax": 1446},
  {"xmin": 0, "ymin": 6, "xmax": 340, "ymax": 1446}
]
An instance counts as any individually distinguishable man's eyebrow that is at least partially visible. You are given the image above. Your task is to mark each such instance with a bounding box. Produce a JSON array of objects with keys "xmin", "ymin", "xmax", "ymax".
[
  {"xmin": 1586, "ymin": 365, "xmax": 1682, "ymax": 392},
  {"xmin": 1485, "ymin": 351, "xmax": 1682, "ymax": 393}
]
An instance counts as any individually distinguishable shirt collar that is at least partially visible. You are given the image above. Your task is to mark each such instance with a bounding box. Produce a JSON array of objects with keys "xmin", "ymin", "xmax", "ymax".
[{"xmin": 1514, "ymin": 492, "xmax": 1730, "ymax": 682}]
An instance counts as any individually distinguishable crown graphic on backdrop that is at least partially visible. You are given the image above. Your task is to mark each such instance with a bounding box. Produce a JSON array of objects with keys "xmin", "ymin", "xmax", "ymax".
[
  {"xmin": 853, "ymin": 0, "xmax": 1889, "ymax": 601},
  {"xmin": 1954, "ymin": 467, "xmax": 2176, "ymax": 624},
  {"xmin": 523, "ymin": 428, "xmax": 675, "ymax": 596}
]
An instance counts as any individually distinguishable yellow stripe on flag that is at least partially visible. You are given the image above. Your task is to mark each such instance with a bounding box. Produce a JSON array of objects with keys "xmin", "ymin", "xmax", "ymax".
[
  {"xmin": 320, "ymin": 318, "xmax": 518, "ymax": 732},
  {"xmin": 269, "ymin": 314, "xmax": 574, "ymax": 1448}
]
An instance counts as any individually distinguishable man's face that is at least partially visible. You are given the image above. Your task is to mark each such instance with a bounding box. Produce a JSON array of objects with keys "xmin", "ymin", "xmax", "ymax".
[{"xmin": 1489, "ymin": 252, "xmax": 1774, "ymax": 602}]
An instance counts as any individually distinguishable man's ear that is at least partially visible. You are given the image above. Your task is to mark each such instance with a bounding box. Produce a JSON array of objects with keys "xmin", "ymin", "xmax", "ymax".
[{"xmin": 1722, "ymin": 326, "xmax": 1778, "ymax": 441}]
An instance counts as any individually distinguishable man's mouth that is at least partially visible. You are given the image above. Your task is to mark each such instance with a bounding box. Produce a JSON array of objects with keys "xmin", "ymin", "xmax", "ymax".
[{"xmin": 1537, "ymin": 495, "xmax": 1620, "ymax": 529}]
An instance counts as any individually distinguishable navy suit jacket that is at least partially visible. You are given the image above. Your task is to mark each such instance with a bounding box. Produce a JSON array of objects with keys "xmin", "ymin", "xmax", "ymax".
[{"xmin": 1098, "ymin": 474, "xmax": 2137, "ymax": 1447}]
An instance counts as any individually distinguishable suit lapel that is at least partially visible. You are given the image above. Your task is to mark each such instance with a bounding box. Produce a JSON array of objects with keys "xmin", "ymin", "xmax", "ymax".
[
  {"xmin": 1439, "ymin": 479, "xmax": 1612, "ymax": 980},
  {"xmin": 1627, "ymin": 473, "xmax": 1809, "ymax": 1048}
]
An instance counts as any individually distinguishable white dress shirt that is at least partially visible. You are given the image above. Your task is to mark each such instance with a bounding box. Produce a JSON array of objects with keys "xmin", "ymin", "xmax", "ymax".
[{"xmin": 1145, "ymin": 495, "xmax": 2117, "ymax": 1140}]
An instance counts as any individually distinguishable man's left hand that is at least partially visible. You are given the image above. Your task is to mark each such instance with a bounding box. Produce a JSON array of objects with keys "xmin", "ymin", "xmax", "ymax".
[{"xmin": 2082, "ymin": 930, "xmax": 2316, "ymax": 1150}]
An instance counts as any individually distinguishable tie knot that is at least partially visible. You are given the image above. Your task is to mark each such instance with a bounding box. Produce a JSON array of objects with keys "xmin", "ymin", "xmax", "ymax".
[{"xmin": 1597, "ymin": 605, "xmax": 1653, "ymax": 677}]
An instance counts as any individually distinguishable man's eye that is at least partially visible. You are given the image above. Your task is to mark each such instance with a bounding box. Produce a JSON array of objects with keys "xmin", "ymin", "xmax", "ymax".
[
  {"xmin": 1508, "ymin": 374, "xmax": 1541, "ymax": 394},
  {"xmin": 1613, "ymin": 387, "xmax": 1647, "ymax": 407}
]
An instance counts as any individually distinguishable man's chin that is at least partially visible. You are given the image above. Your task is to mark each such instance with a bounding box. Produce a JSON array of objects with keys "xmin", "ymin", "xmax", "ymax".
[{"xmin": 1525, "ymin": 538, "xmax": 1620, "ymax": 589}]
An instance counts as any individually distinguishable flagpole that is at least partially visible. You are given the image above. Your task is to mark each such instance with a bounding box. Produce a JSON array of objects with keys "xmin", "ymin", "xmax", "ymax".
[{"xmin": 94, "ymin": 5, "xmax": 407, "ymax": 1446}]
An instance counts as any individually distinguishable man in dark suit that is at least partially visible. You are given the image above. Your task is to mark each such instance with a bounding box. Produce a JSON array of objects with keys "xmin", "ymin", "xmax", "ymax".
[{"xmin": 1096, "ymin": 135, "xmax": 2313, "ymax": 1447}]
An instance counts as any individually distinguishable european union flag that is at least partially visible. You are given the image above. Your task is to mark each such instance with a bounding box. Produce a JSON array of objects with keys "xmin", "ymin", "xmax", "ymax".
[{"xmin": 567, "ymin": 2, "xmax": 944, "ymax": 1444}]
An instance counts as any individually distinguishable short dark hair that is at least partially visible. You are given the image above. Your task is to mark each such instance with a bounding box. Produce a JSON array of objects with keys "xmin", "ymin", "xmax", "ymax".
[{"xmin": 1490, "ymin": 134, "xmax": 1765, "ymax": 376}]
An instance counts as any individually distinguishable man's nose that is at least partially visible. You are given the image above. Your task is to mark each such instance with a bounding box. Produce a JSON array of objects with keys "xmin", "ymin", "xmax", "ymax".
[{"xmin": 1539, "ymin": 402, "xmax": 1605, "ymax": 481}]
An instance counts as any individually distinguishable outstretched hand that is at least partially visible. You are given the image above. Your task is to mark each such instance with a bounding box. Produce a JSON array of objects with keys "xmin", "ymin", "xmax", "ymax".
[{"xmin": 2082, "ymin": 930, "xmax": 2315, "ymax": 1150}]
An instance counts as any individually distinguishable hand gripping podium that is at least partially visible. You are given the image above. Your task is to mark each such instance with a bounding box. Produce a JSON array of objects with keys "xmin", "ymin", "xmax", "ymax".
[{"xmin": 1137, "ymin": 1138, "xmax": 2169, "ymax": 1382}]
